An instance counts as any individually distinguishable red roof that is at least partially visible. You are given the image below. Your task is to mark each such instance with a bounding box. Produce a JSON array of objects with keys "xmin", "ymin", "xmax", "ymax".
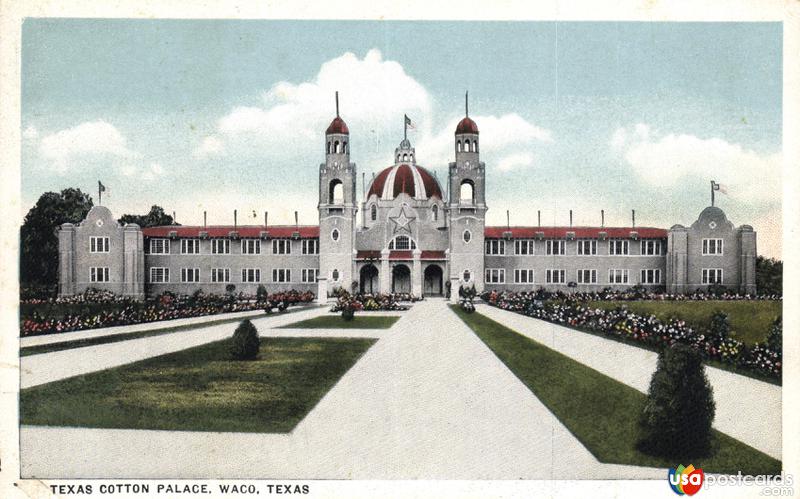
[
  {"xmin": 326, "ymin": 116, "xmax": 349, "ymax": 135},
  {"xmin": 483, "ymin": 226, "xmax": 667, "ymax": 239},
  {"xmin": 367, "ymin": 163, "xmax": 443, "ymax": 199},
  {"xmin": 142, "ymin": 225, "xmax": 320, "ymax": 239},
  {"xmin": 356, "ymin": 250, "xmax": 381, "ymax": 260},
  {"xmin": 455, "ymin": 116, "xmax": 479, "ymax": 134}
]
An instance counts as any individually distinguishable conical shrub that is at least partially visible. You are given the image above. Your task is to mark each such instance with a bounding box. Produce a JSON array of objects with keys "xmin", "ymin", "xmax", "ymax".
[{"xmin": 230, "ymin": 319, "xmax": 260, "ymax": 360}]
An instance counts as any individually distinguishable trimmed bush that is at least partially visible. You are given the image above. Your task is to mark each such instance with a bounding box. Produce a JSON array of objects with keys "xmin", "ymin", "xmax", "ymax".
[
  {"xmin": 639, "ymin": 343, "xmax": 716, "ymax": 458},
  {"xmin": 341, "ymin": 306, "xmax": 355, "ymax": 321},
  {"xmin": 256, "ymin": 285, "xmax": 268, "ymax": 303},
  {"xmin": 230, "ymin": 319, "xmax": 260, "ymax": 360}
]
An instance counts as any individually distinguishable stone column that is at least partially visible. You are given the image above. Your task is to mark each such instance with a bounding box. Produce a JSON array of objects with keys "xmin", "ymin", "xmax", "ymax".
[
  {"xmin": 317, "ymin": 277, "xmax": 329, "ymax": 304},
  {"xmin": 380, "ymin": 249, "xmax": 391, "ymax": 294},
  {"xmin": 58, "ymin": 224, "xmax": 76, "ymax": 297},
  {"xmin": 412, "ymin": 249, "xmax": 422, "ymax": 297},
  {"xmin": 450, "ymin": 277, "xmax": 460, "ymax": 304}
]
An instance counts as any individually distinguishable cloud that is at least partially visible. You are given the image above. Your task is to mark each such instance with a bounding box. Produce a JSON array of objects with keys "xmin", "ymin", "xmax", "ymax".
[
  {"xmin": 194, "ymin": 135, "xmax": 224, "ymax": 158},
  {"xmin": 39, "ymin": 120, "xmax": 135, "ymax": 172},
  {"xmin": 610, "ymin": 123, "xmax": 780, "ymax": 203},
  {"xmin": 23, "ymin": 125, "xmax": 39, "ymax": 140}
]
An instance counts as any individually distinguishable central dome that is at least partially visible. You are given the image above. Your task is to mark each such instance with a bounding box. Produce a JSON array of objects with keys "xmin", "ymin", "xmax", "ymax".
[{"xmin": 367, "ymin": 163, "xmax": 443, "ymax": 200}]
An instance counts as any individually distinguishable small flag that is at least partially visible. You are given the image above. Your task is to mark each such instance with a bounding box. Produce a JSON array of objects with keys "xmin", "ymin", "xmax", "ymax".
[
  {"xmin": 712, "ymin": 181, "xmax": 728, "ymax": 194},
  {"xmin": 404, "ymin": 114, "xmax": 415, "ymax": 130}
]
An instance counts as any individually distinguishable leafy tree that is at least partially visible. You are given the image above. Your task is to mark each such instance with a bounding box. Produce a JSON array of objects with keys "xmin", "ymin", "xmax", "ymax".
[
  {"xmin": 118, "ymin": 205, "xmax": 176, "ymax": 227},
  {"xmin": 256, "ymin": 284, "xmax": 268, "ymax": 303},
  {"xmin": 639, "ymin": 343, "xmax": 716, "ymax": 458},
  {"xmin": 756, "ymin": 256, "xmax": 782, "ymax": 296},
  {"xmin": 20, "ymin": 188, "xmax": 94, "ymax": 285},
  {"xmin": 230, "ymin": 319, "xmax": 260, "ymax": 360}
]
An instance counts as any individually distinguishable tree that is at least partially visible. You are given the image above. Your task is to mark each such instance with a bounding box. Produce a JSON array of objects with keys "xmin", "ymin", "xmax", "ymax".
[
  {"xmin": 20, "ymin": 188, "xmax": 94, "ymax": 285},
  {"xmin": 639, "ymin": 343, "xmax": 716, "ymax": 458},
  {"xmin": 118, "ymin": 205, "xmax": 176, "ymax": 227},
  {"xmin": 230, "ymin": 319, "xmax": 260, "ymax": 360},
  {"xmin": 756, "ymin": 256, "xmax": 782, "ymax": 296}
]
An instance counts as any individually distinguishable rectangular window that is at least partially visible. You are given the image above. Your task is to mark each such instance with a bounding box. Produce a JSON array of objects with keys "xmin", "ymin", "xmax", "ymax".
[
  {"xmin": 302, "ymin": 239, "xmax": 319, "ymax": 255},
  {"xmin": 301, "ymin": 268, "xmax": 319, "ymax": 283},
  {"xmin": 211, "ymin": 268, "xmax": 230, "ymax": 283},
  {"xmin": 211, "ymin": 239, "xmax": 230, "ymax": 254},
  {"xmin": 609, "ymin": 240, "xmax": 630, "ymax": 255},
  {"xmin": 181, "ymin": 268, "xmax": 200, "ymax": 283},
  {"xmin": 514, "ymin": 269, "xmax": 534, "ymax": 284},
  {"xmin": 577, "ymin": 269, "xmax": 597, "ymax": 284},
  {"xmin": 272, "ymin": 239, "xmax": 292, "ymax": 255},
  {"xmin": 640, "ymin": 269, "xmax": 662, "ymax": 284},
  {"xmin": 485, "ymin": 268, "xmax": 505, "ymax": 284},
  {"xmin": 89, "ymin": 267, "xmax": 110, "ymax": 282},
  {"xmin": 702, "ymin": 238, "xmax": 724, "ymax": 255},
  {"xmin": 514, "ymin": 240, "xmax": 535, "ymax": 255},
  {"xmin": 546, "ymin": 269, "xmax": 566, "ymax": 284},
  {"xmin": 608, "ymin": 269, "xmax": 630, "ymax": 284},
  {"xmin": 149, "ymin": 267, "xmax": 169, "ymax": 283},
  {"xmin": 149, "ymin": 238, "xmax": 170, "ymax": 255},
  {"xmin": 576, "ymin": 239, "xmax": 597, "ymax": 256},
  {"xmin": 242, "ymin": 239, "xmax": 261, "ymax": 255},
  {"xmin": 241, "ymin": 268, "xmax": 261, "ymax": 283},
  {"xmin": 272, "ymin": 268, "xmax": 291, "ymax": 283},
  {"xmin": 641, "ymin": 240, "xmax": 662, "ymax": 255},
  {"xmin": 90, "ymin": 236, "xmax": 110, "ymax": 253},
  {"xmin": 485, "ymin": 239, "xmax": 505, "ymax": 255},
  {"xmin": 546, "ymin": 240, "xmax": 566, "ymax": 255},
  {"xmin": 181, "ymin": 239, "xmax": 200, "ymax": 254},
  {"xmin": 702, "ymin": 268, "xmax": 724, "ymax": 284}
]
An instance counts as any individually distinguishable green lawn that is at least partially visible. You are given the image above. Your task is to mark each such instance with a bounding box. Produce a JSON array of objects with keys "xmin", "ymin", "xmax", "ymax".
[
  {"xmin": 585, "ymin": 300, "xmax": 781, "ymax": 345},
  {"xmin": 21, "ymin": 336, "xmax": 375, "ymax": 433},
  {"xmin": 451, "ymin": 305, "xmax": 781, "ymax": 475},
  {"xmin": 281, "ymin": 315, "xmax": 400, "ymax": 329}
]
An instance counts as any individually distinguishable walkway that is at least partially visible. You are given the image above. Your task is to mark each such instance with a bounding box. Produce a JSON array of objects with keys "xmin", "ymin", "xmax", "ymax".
[
  {"xmin": 477, "ymin": 304, "xmax": 782, "ymax": 460},
  {"xmin": 21, "ymin": 299, "xmax": 663, "ymax": 479}
]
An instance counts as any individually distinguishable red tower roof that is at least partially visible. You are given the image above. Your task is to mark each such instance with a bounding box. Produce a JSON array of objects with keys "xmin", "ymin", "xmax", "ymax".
[
  {"xmin": 455, "ymin": 116, "xmax": 479, "ymax": 134},
  {"xmin": 326, "ymin": 116, "xmax": 349, "ymax": 135},
  {"xmin": 367, "ymin": 163, "xmax": 443, "ymax": 200}
]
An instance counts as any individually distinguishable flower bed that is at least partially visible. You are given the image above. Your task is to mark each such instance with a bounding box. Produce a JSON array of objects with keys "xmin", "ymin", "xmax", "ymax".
[
  {"xmin": 330, "ymin": 292, "xmax": 412, "ymax": 313},
  {"xmin": 483, "ymin": 290, "xmax": 781, "ymax": 380}
]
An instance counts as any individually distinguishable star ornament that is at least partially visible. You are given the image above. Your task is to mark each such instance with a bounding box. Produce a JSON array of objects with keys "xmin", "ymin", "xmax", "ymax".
[{"xmin": 390, "ymin": 206, "xmax": 416, "ymax": 233}]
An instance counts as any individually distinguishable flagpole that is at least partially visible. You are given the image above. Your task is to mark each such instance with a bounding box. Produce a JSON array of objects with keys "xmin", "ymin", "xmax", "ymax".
[
  {"xmin": 710, "ymin": 180, "xmax": 714, "ymax": 207},
  {"xmin": 404, "ymin": 114, "xmax": 407, "ymax": 141},
  {"xmin": 98, "ymin": 181, "xmax": 102, "ymax": 205}
]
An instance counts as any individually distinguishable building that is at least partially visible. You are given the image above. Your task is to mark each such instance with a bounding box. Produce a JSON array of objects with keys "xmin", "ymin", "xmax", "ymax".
[{"xmin": 57, "ymin": 96, "xmax": 758, "ymax": 302}]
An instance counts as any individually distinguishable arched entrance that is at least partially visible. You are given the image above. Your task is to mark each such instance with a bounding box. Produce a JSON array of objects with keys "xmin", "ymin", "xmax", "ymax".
[
  {"xmin": 359, "ymin": 264, "xmax": 379, "ymax": 294},
  {"xmin": 392, "ymin": 264, "xmax": 411, "ymax": 294},
  {"xmin": 423, "ymin": 265, "xmax": 443, "ymax": 296}
]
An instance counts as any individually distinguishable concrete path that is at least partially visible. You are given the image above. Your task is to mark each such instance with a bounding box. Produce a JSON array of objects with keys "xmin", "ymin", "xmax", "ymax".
[
  {"xmin": 20, "ymin": 299, "xmax": 663, "ymax": 479},
  {"xmin": 477, "ymin": 304, "xmax": 782, "ymax": 460}
]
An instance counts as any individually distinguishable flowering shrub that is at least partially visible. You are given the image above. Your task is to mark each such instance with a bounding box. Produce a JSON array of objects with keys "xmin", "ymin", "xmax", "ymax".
[
  {"xmin": 480, "ymin": 286, "xmax": 781, "ymax": 304},
  {"xmin": 484, "ymin": 290, "xmax": 781, "ymax": 380},
  {"xmin": 330, "ymin": 292, "xmax": 410, "ymax": 313}
]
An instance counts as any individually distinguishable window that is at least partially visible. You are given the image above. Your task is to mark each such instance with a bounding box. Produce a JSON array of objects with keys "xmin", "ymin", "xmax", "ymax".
[
  {"xmin": 609, "ymin": 239, "xmax": 630, "ymax": 255},
  {"xmin": 149, "ymin": 238, "xmax": 170, "ymax": 254},
  {"xmin": 89, "ymin": 267, "xmax": 110, "ymax": 282},
  {"xmin": 485, "ymin": 268, "xmax": 505, "ymax": 284},
  {"xmin": 702, "ymin": 268, "xmax": 724, "ymax": 285},
  {"xmin": 546, "ymin": 269, "xmax": 566, "ymax": 284},
  {"xmin": 514, "ymin": 269, "xmax": 534, "ymax": 284},
  {"xmin": 211, "ymin": 239, "xmax": 230, "ymax": 254},
  {"xmin": 389, "ymin": 235, "xmax": 416, "ymax": 250},
  {"xmin": 462, "ymin": 270, "xmax": 472, "ymax": 282},
  {"xmin": 463, "ymin": 230, "xmax": 472, "ymax": 243},
  {"xmin": 242, "ymin": 239, "xmax": 261, "ymax": 255},
  {"xmin": 302, "ymin": 239, "xmax": 319, "ymax": 255},
  {"xmin": 272, "ymin": 239, "xmax": 291, "ymax": 254},
  {"xmin": 460, "ymin": 180, "xmax": 474, "ymax": 204},
  {"xmin": 272, "ymin": 268, "xmax": 291, "ymax": 283},
  {"xmin": 211, "ymin": 268, "xmax": 230, "ymax": 283},
  {"xmin": 640, "ymin": 269, "xmax": 661, "ymax": 284},
  {"xmin": 90, "ymin": 236, "xmax": 110, "ymax": 253},
  {"xmin": 577, "ymin": 240, "xmax": 597, "ymax": 256},
  {"xmin": 242, "ymin": 268, "xmax": 261, "ymax": 283},
  {"xmin": 608, "ymin": 269, "xmax": 630, "ymax": 284},
  {"xmin": 370, "ymin": 204, "xmax": 377, "ymax": 221},
  {"xmin": 515, "ymin": 240, "xmax": 535, "ymax": 255},
  {"xmin": 577, "ymin": 269, "xmax": 597, "ymax": 284},
  {"xmin": 485, "ymin": 239, "xmax": 505, "ymax": 255},
  {"xmin": 331, "ymin": 229, "xmax": 340, "ymax": 242},
  {"xmin": 149, "ymin": 267, "xmax": 169, "ymax": 283},
  {"xmin": 181, "ymin": 239, "xmax": 200, "ymax": 254},
  {"xmin": 641, "ymin": 240, "xmax": 662, "ymax": 255},
  {"xmin": 432, "ymin": 205, "xmax": 438, "ymax": 222},
  {"xmin": 332, "ymin": 269, "xmax": 340, "ymax": 282},
  {"xmin": 546, "ymin": 240, "xmax": 566, "ymax": 255},
  {"xmin": 329, "ymin": 179, "xmax": 343, "ymax": 204},
  {"xmin": 702, "ymin": 238, "xmax": 724, "ymax": 255},
  {"xmin": 181, "ymin": 268, "xmax": 200, "ymax": 283},
  {"xmin": 301, "ymin": 268, "xmax": 319, "ymax": 283}
]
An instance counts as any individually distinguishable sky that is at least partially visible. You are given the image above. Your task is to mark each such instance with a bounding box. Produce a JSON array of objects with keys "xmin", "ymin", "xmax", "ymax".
[{"xmin": 20, "ymin": 20, "xmax": 783, "ymax": 257}]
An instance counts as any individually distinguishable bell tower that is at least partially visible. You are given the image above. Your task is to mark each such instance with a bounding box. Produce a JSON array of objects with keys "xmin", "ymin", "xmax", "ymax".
[
  {"xmin": 448, "ymin": 92, "xmax": 487, "ymax": 298},
  {"xmin": 318, "ymin": 92, "xmax": 357, "ymax": 297}
]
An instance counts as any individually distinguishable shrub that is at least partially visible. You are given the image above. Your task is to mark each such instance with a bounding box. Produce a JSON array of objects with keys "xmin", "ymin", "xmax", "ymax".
[
  {"xmin": 639, "ymin": 343, "xmax": 715, "ymax": 458},
  {"xmin": 342, "ymin": 306, "xmax": 355, "ymax": 321},
  {"xmin": 225, "ymin": 284, "xmax": 236, "ymax": 294},
  {"xmin": 767, "ymin": 316, "xmax": 782, "ymax": 354},
  {"xmin": 256, "ymin": 285, "xmax": 268, "ymax": 303},
  {"xmin": 230, "ymin": 319, "xmax": 260, "ymax": 360}
]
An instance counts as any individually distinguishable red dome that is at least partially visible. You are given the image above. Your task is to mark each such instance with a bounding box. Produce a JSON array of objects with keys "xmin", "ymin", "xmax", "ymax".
[
  {"xmin": 367, "ymin": 164, "xmax": 443, "ymax": 200},
  {"xmin": 326, "ymin": 116, "xmax": 349, "ymax": 135},
  {"xmin": 455, "ymin": 116, "xmax": 479, "ymax": 134}
]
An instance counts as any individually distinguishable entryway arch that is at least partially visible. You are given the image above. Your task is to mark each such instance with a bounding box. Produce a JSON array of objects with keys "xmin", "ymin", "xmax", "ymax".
[
  {"xmin": 359, "ymin": 264, "xmax": 379, "ymax": 294},
  {"xmin": 392, "ymin": 264, "xmax": 411, "ymax": 294},
  {"xmin": 423, "ymin": 264, "xmax": 443, "ymax": 296}
]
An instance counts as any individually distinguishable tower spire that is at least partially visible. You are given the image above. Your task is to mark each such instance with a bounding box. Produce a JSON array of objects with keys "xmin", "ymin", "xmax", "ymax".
[
  {"xmin": 465, "ymin": 91, "xmax": 469, "ymax": 117},
  {"xmin": 335, "ymin": 91, "xmax": 339, "ymax": 117}
]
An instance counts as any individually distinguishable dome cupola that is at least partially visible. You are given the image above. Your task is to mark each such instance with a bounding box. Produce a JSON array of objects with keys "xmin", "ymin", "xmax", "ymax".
[{"xmin": 455, "ymin": 92, "xmax": 479, "ymax": 155}]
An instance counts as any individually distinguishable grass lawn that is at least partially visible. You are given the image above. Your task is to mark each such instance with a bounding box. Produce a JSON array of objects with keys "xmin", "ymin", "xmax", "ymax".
[
  {"xmin": 451, "ymin": 305, "xmax": 781, "ymax": 475},
  {"xmin": 585, "ymin": 300, "xmax": 781, "ymax": 345},
  {"xmin": 281, "ymin": 315, "xmax": 400, "ymax": 329},
  {"xmin": 20, "ymin": 336, "xmax": 375, "ymax": 433}
]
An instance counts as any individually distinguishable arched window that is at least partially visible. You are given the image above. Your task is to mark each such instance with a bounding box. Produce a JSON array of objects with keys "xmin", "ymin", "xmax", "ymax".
[
  {"xmin": 466, "ymin": 141, "xmax": 472, "ymax": 152},
  {"xmin": 329, "ymin": 179, "xmax": 343, "ymax": 204},
  {"xmin": 388, "ymin": 235, "xmax": 416, "ymax": 250},
  {"xmin": 343, "ymin": 141, "xmax": 348, "ymax": 154},
  {"xmin": 334, "ymin": 141, "xmax": 340, "ymax": 153},
  {"xmin": 463, "ymin": 270, "xmax": 472, "ymax": 282},
  {"xmin": 460, "ymin": 180, "xmax": 475, "ymax": 204},
  {"xmin": 432, "ymin": 205, "xmax": 438, "ymax": 222},
  {"xmin": 402, "ymin": 153, "xmax": 408, "ymax": 162},
  {"xmin": 473, "ymin": 140, "xmax": 478, "ymax": 153},
  {"xmin": 332, "ymin": 269, "xmax": 340, "ymax": 281},
  {"xmin": 370, "ymin": 204, "xmax": 377, "ymax": 221},
  {"xmin": 457, "ymin": 140, "xmax": 462, "ymax": 152},
  {"xmin": 327, "ymin": 141, "xmax": 331, "ymax": 154}
]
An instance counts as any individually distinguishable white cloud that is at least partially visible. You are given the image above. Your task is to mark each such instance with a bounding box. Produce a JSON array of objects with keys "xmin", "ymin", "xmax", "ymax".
[
  {"xmin": 611, "ymin": 124, "xmax": 780, "ymax": 203},
  {"xmin": 23, "ymin": 125, "xmax": 39, "ymax": 140},
  {"xmin": 39, "ymin": 120, "xmax": 135, "ymax": 172},
  {"xmin": 496, "ymin": 152, "xmax": 535, "ymax": 172},
  {"xmin": 194, "ymin": 135, "xmax": 224, "ymax": 158},
  {"xmin": 141, "ymin": 163, "xmax": 165, "ymax": 181}
]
